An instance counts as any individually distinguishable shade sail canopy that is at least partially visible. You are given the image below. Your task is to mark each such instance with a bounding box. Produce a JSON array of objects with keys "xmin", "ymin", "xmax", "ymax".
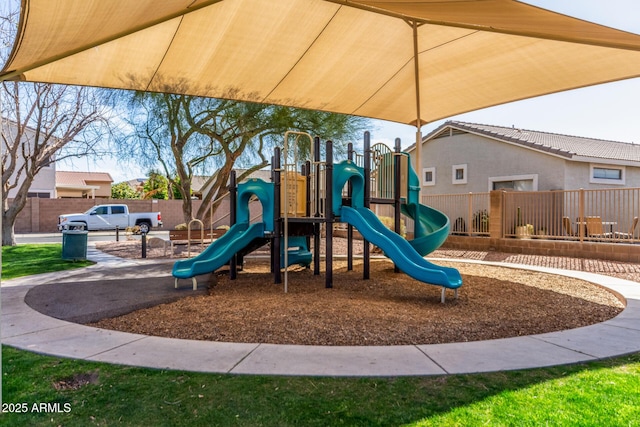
[{"xmin": 3, "ymin": 0, "xmax": 640, "ymax": 126}]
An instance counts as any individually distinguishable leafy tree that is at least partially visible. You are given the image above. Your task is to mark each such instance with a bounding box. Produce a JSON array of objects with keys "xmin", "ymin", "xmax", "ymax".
[
  {"xmin": 116, "ymin": 92, "xmax": 368, "ymax": 224},
  {"xmin": 142, "ymin": 170, "xmax": 169, "ymax": 200},
  {"xmin": 111, "ymin": 181, "xmax": 140, "ymax": 199},
  {"xmin": 170, "ymin": 175, "xmax": 184, "ymax": 200}
]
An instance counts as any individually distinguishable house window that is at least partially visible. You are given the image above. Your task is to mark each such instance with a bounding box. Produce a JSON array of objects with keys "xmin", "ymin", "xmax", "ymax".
[
  {"xmin": 422, "ymin": 167, "xmax": 436, "ymax": 186},
  {"xmin": 590, "ymin": 164, "xmax": 625, "ymax": 185},
  {"xmin": 489, "ymin": 174, "xmax": 538, "ymax": 192},
  {"xmin": 493, "ymin": 180, "xmax": 532, "ymax": 191},
  {"xmin": 27, "ymin": 192, "xmax": 51, "ymax": 198},
  {"xmin": 452, "ymin": 164, "xmax": 467, "ymax": 185}
]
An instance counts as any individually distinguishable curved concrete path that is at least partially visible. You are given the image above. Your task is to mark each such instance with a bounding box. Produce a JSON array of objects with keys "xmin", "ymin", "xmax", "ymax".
[{"xmin": 2, "ymin": 246, "xmax": 640, "ymax": 377}]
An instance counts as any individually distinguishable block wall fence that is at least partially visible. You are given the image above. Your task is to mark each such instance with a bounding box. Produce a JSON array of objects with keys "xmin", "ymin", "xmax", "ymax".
[
  {"xmin": 12, "ymin": 197, "xmax": 234, "ymax": 233},
  {"xmin": 440, "ymin": 190, "xmax": 640, "ymax": 263},
  {"xmin": 12, "ymin": 192, "xmax": 640, "ymax": 263}
]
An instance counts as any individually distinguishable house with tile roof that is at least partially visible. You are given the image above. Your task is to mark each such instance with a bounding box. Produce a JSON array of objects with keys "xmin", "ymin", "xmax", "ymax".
[
  {"xmin": 3, "ymin": 119, "xmax": 114, "ymax": 200},
  {"xmin": 55, "ymin": 171, "xmax": 113, "ymax": 198},
  {"xmin": 3, "ymin": 119, "xmax": 58, "ymax": 199},
  {"xmin": 408, "ymin": 121, "xmax": 640, "ymax": 194}
]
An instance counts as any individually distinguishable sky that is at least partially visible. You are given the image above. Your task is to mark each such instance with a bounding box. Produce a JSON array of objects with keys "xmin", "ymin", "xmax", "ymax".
[{"xmin": 58, "ymin": 0, "xmax": 640, "ymax": 182}]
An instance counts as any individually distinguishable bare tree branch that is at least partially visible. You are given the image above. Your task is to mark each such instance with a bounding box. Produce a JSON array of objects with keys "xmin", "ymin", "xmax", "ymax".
[{"xmin": 1, "ymin": 82, "xmax": 112, "ymax": 245}]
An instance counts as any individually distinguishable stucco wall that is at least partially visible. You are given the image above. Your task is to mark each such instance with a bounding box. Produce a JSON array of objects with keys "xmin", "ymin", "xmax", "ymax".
[
  {"xmin": 5, "ymin": 125, "xmax": 57, "ymax": 198},
  {"xmin": 84, "ymin": 180, "xmax": 112, "ymax": 197},
  {"xmin": 418, "ymin": 132, "xmax": 566, "ymax": 194},
  {"xmin": 564, "ymin": 161, "xmax": 640, "ymax": 189},
  {"xmin": 24, "ymin": 163, "xmax": 56, "ymax": 197}
]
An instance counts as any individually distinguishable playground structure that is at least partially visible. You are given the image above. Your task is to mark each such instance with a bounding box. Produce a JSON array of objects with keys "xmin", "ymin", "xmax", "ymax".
[{"xmin": 173, "ymin": 131, "xmax": 462, "ymax": 301}]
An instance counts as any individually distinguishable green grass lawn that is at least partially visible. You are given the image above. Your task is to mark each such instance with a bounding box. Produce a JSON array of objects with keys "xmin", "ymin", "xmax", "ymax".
[
  {"xmin": 2, "ymin": 244, "xmax": 94, "ymax": 279},
  {"xmin": 2, "ymin": 243, "xmax": 639, "ymax": 425},
  {"xmin": 1, "ymin": 347, "xmax": 639, "ymax": 426}
]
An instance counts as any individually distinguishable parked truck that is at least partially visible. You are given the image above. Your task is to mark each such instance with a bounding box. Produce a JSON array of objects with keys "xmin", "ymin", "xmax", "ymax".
[{"xmin": 58, "ymin": 204, "xmax": 163, "ymax": 233}]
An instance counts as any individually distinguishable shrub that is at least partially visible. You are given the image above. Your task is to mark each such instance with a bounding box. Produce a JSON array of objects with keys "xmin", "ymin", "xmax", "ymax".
[{"xmin": 472, "ymin": 209, "xmax": 489, "ymax": 233}]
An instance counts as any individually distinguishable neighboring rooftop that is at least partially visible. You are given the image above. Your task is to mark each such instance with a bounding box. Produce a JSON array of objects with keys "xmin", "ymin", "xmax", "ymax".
[
  {"xmin": 56, "ymin": 171, "xmax": 113, "ymax": 185},
  {"xmin": 55, "ymin": 171, "xmax": 114, "ymax": 198},
  {"xmin": 414, "ymin": 121, "xmax": 640, "ymax": 163}
]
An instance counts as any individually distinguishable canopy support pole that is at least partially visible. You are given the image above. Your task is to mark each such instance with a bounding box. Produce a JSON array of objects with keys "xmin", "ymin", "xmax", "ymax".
[
  {"xmin": 411, "ymin": 20, "xmax": 423, "ymax": 175},
  {"xmin": 412, "ymin": 20, "xmax": 423, "ymax": 241}
]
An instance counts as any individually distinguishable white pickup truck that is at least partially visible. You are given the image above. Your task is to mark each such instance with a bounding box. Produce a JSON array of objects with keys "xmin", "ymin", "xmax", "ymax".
[{"xmin": 58, "ymin": 204, "xmax": 163, "ymax": 233}]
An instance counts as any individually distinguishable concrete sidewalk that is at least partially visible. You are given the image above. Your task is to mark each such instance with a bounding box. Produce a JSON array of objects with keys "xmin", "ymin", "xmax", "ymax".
[{"xmin": 2, "ymin": 245, "xmax": 640, "ymax": 377}]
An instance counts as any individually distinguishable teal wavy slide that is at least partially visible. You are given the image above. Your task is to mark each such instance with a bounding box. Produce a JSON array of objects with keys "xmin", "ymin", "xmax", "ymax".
[
  {"xmin": 341, "ymin": 206, "xmax": 462, "ymax": 289},
  {"xmin": 402, "ymin": 158, "xmax": 451, "ymax": 256},
  {"xmin": 172, "ymin": 222, "xmax": 265, "ymax": 279},
  {"xmin": 281, "ymin": 236, "xmax": 312, "ymax": 268},
  {"xmin": 332, "ymin": 159, "xmax": 451, "ymax": 257},
  {"xmin": 401, "ymin": 202, "xmax": 450, "ymax": 256}
]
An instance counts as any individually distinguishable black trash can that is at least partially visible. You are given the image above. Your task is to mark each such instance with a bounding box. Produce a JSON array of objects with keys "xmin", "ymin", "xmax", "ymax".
[{"xmin": 61, "ymin": 222, "xmax": 88, "ymax": 261}]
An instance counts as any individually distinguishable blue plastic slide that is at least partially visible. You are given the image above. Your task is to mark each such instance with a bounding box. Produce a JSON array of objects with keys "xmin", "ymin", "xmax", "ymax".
[
  {"xmin": 172, "ymin": 222, "xmax": 265, "ymax": 280},
  {"xmin": 341, "ymin": 206, "xmax": 462, "ymax": 289},
  {"xmin": 332, "ymin": 159, "xmax": 451, "ymax": 257},
  {"xmin": 401, "ymin": 202, "xmax": 450, "ymax": 256},
  {"xmin": 281, "ymin": 236, "xmax": 312, "ymax": 268},
  {"xmin": 401, "ymin": 157, "xmax": 451, "ymax": 256}
]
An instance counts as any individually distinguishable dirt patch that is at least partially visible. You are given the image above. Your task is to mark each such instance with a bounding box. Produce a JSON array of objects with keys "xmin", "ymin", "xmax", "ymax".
[
  {"xmin": 53, "ymin": 372, "xmax": 100, "ymax": 391},
  {"xmin": 89, "ymin": 255, "xmax": 624, "ymax": 346}
]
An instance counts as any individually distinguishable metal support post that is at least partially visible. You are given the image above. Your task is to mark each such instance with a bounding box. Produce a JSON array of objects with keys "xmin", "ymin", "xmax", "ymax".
[
  {"xmin": 363, "ymin": 131, "xmax": 371, "ymax": 280},
  {"xmin": 325, "ymin": 140, "xmax": 333, "ymax": 288},
  {"xmin": 229, "ymin": 171, "xmax": 238, "ymax": 280},
  {"xmin": 141, "ymin": 232, "xmax": 147, "ymax": 258}
]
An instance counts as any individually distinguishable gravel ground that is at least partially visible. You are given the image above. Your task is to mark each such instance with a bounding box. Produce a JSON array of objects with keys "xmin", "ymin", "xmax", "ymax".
[{"xmin": 90, "ymin": 238, "xmax": 629, "ymax": 346}]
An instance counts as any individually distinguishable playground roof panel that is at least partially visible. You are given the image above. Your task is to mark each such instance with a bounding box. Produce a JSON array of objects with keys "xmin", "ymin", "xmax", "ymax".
[{"xmin": 3, "ymin": 0, "xmax": 640, "ymax": 126}]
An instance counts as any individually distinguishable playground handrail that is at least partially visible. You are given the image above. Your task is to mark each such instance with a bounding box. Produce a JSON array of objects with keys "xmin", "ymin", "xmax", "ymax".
[
  {"xmin": 209, "ymin": 190, "xmax": 263, "ymax": 230},
  {"xmin": 186, "ymin": 218, "xmax": 204, "ymax": 257},
  {"xmin": 282, "ymin": 131, "xmax": 314, "ymax": 292}
]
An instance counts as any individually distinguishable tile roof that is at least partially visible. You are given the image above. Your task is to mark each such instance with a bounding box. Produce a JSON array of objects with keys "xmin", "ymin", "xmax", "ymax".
[
  {"xmin": 56, "ymin": 171, "xmax": 113, "ymax": 186},
  {"xmin": 426, "ymin": 121, "xmax": 640, "ymax": 163}
]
